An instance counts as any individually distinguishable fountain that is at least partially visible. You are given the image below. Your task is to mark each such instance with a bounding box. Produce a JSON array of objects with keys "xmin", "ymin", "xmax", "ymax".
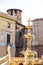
[{"xmin": 21, "ymin": 26, "xmax": 37, "ymax": 65}]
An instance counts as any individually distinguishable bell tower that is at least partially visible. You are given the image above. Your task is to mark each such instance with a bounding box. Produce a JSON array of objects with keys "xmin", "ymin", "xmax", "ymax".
[{"xmin": 7, "ymin": 9, "xmax": 22, "ymax": 23}]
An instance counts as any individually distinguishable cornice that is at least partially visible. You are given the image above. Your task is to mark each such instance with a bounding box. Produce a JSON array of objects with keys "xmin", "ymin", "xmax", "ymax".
[
  {"xmin": 0, "ymin": 11, "xmax": 18, "ymax": 22},
  {"xmin": 31, "ymin": 18, "xmax": 43, "ymax": 22},
  {"xmin": 0, "ymin": 11, "xmax": 25, "ymax": 27}
]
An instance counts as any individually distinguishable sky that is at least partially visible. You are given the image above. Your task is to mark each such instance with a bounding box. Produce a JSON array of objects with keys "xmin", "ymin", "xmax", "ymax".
[{"xmin": 0, "ymin": 0, "xmax": 43, "ymax": 25}]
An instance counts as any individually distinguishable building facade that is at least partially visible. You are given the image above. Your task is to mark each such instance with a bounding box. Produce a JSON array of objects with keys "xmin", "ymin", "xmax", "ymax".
[
  {"xmin": 0, "ymin": 9, "xmax": 27, "ymax": 57},
  {"xmin": 32, "ymin": 18, "xmax": 43, "ymax": 57},
  {"xmin": 0, "ymin": 11, "xmax": 16, "ymax": 57}
]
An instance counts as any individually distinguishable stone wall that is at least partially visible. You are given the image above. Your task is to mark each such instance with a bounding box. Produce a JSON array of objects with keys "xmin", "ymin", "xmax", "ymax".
[{"xmin": 0, "ymin": 46, "xmax": 7, "ymax": 57}]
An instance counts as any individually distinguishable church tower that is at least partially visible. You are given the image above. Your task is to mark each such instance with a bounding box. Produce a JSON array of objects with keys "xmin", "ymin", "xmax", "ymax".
[{"xmin": 7, "ymin": 9, "xmax": 22, "ymax": 23}]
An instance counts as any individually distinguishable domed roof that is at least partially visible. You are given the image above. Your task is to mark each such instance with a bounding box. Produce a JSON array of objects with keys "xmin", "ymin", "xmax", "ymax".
[{"xmin": 7, "ymin": 8, "xmax": 22, "ymax": 12}]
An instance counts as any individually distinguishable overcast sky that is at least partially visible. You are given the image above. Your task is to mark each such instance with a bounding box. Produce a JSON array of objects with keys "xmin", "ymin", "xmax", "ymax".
[{"xmin": 0, "ymin": 0, "xmax": 43, "ymax": 25}]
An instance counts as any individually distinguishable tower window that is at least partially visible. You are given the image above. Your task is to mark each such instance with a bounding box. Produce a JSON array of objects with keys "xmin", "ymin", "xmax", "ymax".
[
  {"xmin": 19, "ymin": 32, "xmax": 22, "ymax": 39},
  {"xmin": 8, "ymin": 23, "xmax": 10, "ymax": 28}
]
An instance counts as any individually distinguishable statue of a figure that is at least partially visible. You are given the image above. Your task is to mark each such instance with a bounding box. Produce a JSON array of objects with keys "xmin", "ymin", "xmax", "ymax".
[{"xmin": 7, "ymin": 44, "xmax": 11, "ymax": 63}]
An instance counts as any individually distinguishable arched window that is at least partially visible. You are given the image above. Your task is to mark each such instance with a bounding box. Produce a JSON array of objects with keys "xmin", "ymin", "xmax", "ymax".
[{"xmin": 8, "ymin": 22, "xmax": 10, "ymax": 28}]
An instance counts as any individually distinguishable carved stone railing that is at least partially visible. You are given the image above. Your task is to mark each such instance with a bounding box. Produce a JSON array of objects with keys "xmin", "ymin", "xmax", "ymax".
[
  {"xmin": 0, "ymin": 56, "xmax": 43, "ymax": 65},
  {"xmin": 0, "ymin": 54, "xmax": 8, "ymax": 64}
]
